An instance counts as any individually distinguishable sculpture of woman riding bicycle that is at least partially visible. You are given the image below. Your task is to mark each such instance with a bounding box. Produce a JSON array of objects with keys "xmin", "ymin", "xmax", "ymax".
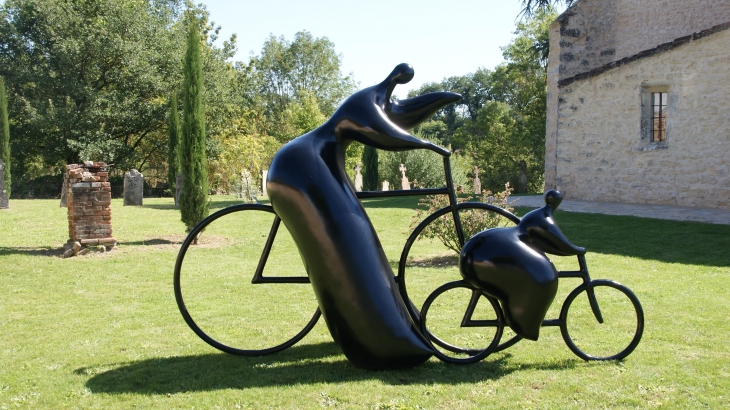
[{"xmin": 174, "ymin": 64, "xmax": 644, "ymax": 370}]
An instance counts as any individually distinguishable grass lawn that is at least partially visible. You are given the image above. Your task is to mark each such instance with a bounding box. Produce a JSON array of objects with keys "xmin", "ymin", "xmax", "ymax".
[{"xmin": 1, "ymin": 195, "xmax": 729, "ymax": 409}]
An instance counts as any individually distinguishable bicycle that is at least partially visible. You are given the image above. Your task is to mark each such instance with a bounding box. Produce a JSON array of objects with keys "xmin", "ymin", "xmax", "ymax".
[{"xmin": 174, "ymin": 155, "xmax": 644, "ymax": 363}]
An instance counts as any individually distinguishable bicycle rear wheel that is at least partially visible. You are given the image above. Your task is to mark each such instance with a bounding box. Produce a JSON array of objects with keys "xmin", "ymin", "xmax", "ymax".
[
  {"xmin": 174, "ymin": 203, "xmax": 320, "ymax": 355},
  {"xmin": 559, "ymin": 280, "xmax": 644, "ymax": 360}
]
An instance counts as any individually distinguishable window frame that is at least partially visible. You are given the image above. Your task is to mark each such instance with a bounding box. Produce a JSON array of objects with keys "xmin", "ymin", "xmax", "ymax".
[
  {"xmin": 640, "ymin": 85, "xmax": 669, "ymax": 150},
  {"xmin": 651, "ymin": 91, "xmax": 667, "ymax": 142}
]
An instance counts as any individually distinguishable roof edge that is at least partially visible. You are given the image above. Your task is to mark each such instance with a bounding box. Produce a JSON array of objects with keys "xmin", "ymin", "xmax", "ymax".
[{"xmin": 557, "ymin": 21, "xmax": 730, "ymax": 88}]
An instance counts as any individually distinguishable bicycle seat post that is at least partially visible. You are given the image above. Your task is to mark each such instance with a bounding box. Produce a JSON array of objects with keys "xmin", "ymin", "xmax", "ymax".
[{"xmin": 442, "ymin": 156, "xmax": 465, "ymax": 247}]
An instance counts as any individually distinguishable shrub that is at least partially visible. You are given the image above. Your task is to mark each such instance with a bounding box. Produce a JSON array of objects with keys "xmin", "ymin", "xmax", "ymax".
[{"xmin": 410, "ymin": 183, "xmax": 516, "ymax": 253}]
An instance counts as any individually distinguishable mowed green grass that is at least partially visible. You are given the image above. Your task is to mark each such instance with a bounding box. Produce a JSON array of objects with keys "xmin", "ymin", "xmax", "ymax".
[{"xmin": 0, "ymin": 196, "xmax": 729, "ymax": 409}]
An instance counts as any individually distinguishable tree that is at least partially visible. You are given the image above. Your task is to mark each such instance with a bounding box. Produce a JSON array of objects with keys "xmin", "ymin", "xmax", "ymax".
[
  {"xmin": 0, "ymin": 0, "xmax": 247, "ymax": 191},
  {"xmin": 167, "ymin": 91, "xmax": 181, "ymax": 206},
  {"xmin": 252, "ymin": 31, "xmax": 356, "ymax": 143},
  {"xmin": 406, "ymin": 8, "xmax": 557, "ymax": 193},
  {"xmin": 520, "ymin": 0, "xmax": 574, "ymax": 16},
  {"xmin": 179, "ymin": 19, "xmax": 208, "ymax": 235},
  {"xmin": 0, "ymin": 76, "xmax": 9, "ymax": 197},
  {"xmin": 362, "ymin": 145, "xmax": 378, "ymax": 191},
  {"xmin": 278, "ymin": 89, "xmax": 326, "ymax": 141},
  {"xmin": 407, "ymin": 68, "xmax": 496, "ymax": 146},
  {"xmin": 0, "ymin": 0, "xmax": 185, "ymax": 173}
]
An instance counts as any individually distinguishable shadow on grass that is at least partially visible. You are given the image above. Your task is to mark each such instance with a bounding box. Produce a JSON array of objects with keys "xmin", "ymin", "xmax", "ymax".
[
  {"xmin": 407, "ymin": 254, "xmax": 459, "ymax": 268},
  {"xmin": 0, "ymin": 246, "xmax": 62, "ymax": 257},
  {"xmin": 81, "ymin": 342, "xmax": 577, "ymax": 394},
  {"xmin": 398, "ymin": 205, "xmax": 730, "ymax": 267},
  {"xmin": 142, "ymin": 198, "xmax": 273, "ymax": 212},
  {"xmin": 550, "ymin": 211, "xmax": 730, "ymax": 267},
  {"xmin": 122, "ymin": 238, "xmax": 181, "ymax": 246},
  {"xmin": 361, "ymin": 196, "xmax": 422, "ymax": 209}
]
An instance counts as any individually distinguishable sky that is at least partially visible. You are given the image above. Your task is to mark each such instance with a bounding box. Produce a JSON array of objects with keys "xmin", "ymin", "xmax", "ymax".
[{"xmin": 201, "ymin": 0, "xmax": 556, "ymax": 97}]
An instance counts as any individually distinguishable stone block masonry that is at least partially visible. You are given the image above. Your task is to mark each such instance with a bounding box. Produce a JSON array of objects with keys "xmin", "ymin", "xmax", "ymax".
[
  {"xmin": 65, "ymin": 162, "xmax": 117, "ymax": 248},
  {"xmin": 552, "ymin": 28, "xmax": 730, "ymax": 209}
]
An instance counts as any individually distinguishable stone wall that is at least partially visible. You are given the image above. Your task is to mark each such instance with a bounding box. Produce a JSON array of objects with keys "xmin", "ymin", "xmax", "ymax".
[
  {"xmin": 65, "ymin": 163, "xmax": 117, "ymax": 247},
  {"xmin": 552, "ymin": 28, "xmax": 730, "ymax": 209},
  {"xmin": 553, "ymin": 0, "xmax": 730, "ymax": 80}
]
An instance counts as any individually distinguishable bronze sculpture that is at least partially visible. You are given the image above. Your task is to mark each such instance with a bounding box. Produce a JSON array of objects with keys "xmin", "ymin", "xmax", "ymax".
[{"xmin": 174, "ymin": 64, "xmax": 644, "ymax": 368}]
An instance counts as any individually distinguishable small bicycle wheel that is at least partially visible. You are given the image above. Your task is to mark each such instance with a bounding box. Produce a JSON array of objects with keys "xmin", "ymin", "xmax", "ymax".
[
  {"xmin": 419, "ymin": 281, "xmax": 504, "ymax": 364},
  {"xmin": 174, "ymin": 203, "xmax": 320, "ymax": 356},
  {"xmin": 398, "ymin": 202, "xmax": 520, "ymax": 321},
  {"xmin": 560, "ymin": 280, "xmax": 644, "ymax": 360},
  {"xmin": 398, "ymin": 202, "xmax": 520, "ymax": 354}
]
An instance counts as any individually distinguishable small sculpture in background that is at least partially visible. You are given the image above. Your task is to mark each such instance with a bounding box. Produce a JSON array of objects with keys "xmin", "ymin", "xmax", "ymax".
[
  {"xmin": 238, "ymin": 169, "xmax": 257, "ymax": 203},
  {"xmin": 472, "ymin": 166, "xmax": 482, "ymax": 195},
  {"xmin": 399, "ymin": 163, "xmax": 410, "ymax": 190},
  {"xmin": 354, "ymin": 164, "xmax": 363, "ymax": 192},
  {"xmin": 261, "ymin": 170, "xmax": 268, "ymax": 197},
  {"xmin": 381, "ymin": 180, "xmax": 390, "ymax": 191}
]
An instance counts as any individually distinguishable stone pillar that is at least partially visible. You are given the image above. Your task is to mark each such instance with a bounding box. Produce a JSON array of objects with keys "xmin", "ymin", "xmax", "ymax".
[
  {"xmin": 399, "ymin": 164, "xmax": 410, "ymax": 190},
  {"xmin": 123, "ymin": 169, "xmax": 143, "ymax": 206},
  {"xmin": 354, "ymin": 164, "xmax": 363, "ymax": 192},
  {"xmin": 65, "ymin": 162, "xmax": 116, "ymax": 254},
  {"xmin": 0, "ymin": 160, "xmax": 8, "ymax": 209},
  {"xmin": 472, "ymin": 166, "xmax": 482, "ymax": 195},
  {"xmin": 261, "ymin": 170, "xmax": 268, "ymax": 197}
]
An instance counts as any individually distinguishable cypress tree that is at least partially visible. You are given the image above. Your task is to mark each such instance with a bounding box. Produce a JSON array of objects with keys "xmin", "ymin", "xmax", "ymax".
[
  {"xmin": 180, "ymin": 20, "xmax": 208, "ymax": 234},
  {"xmin": 0, "ymin": 77, "xmax": 10, "ymax": 198},
  {"xmin": 362, "ymin": 145, "xmax": 378, "ymax": 191},
  {"xmin": 167, "ymin": 90, "xmax": 181, "ymax": 206}
]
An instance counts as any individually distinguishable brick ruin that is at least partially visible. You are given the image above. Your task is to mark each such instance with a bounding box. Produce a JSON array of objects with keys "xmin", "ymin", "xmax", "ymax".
[{"xmin": 63, "ymin": 162, "xmax": 116, "ymax": 256}]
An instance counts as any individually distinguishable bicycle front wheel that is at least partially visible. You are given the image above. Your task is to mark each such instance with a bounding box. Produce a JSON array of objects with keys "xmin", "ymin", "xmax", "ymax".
[
  {"xmin": 419, "ymin": 281, "xmax": 504, "ymax": 364},
  {"xmin": 174, "ymin": 203, "xmax": 320, "ymax": 356},
  {"xmin": 559, "ymin": 280, "xmax": 644, "ymax": 360}
]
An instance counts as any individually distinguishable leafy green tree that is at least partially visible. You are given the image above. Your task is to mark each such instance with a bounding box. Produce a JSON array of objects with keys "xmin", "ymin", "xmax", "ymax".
[
  {"xmin": 167, "ymin": 91, "xmax": 181, "ymax": 204},
  {"xmin": 252, "ymin": 31, "xmax": 356, "ymax": 143},
  {"xmin": 278, "ymin": 89, "xmax": 327, "ymax": 141},
  {"xmin": 407, "ymin": 8, "xmax": 556, "ymax": 193},
  {"xmin": 0, "ymin": 0, "xmax": 247, "ymax": 192},
  {"xmin": 520, "ymin": 0, "xmax": 573, "ymax": 15},
  {"xmin": 0, "ymin": 76, "xmax": 9, "ymax": 197},
  {"xmin": 454, "ymin": 101, "xmax": 523, "ymax": 191},
  {"xmin": 408, "ymin": 68, "xmax": 496, "ymax": 145},
  {"xmin": 0, "ymin": 0, "xmax": 185, "ymax": 173},
  {"xmin": 179, "ymin": 19, "xmax": 208, "ymax": 235},
  {"xmin": 362, "ymin": 145, "xmax": 378, "ymax": 191}
]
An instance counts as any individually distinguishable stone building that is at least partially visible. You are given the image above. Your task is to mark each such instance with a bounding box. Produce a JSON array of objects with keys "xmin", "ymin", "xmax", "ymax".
[{"xmin": 545, "ymin": 0, "xmax": 730, "ymax": 209}]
